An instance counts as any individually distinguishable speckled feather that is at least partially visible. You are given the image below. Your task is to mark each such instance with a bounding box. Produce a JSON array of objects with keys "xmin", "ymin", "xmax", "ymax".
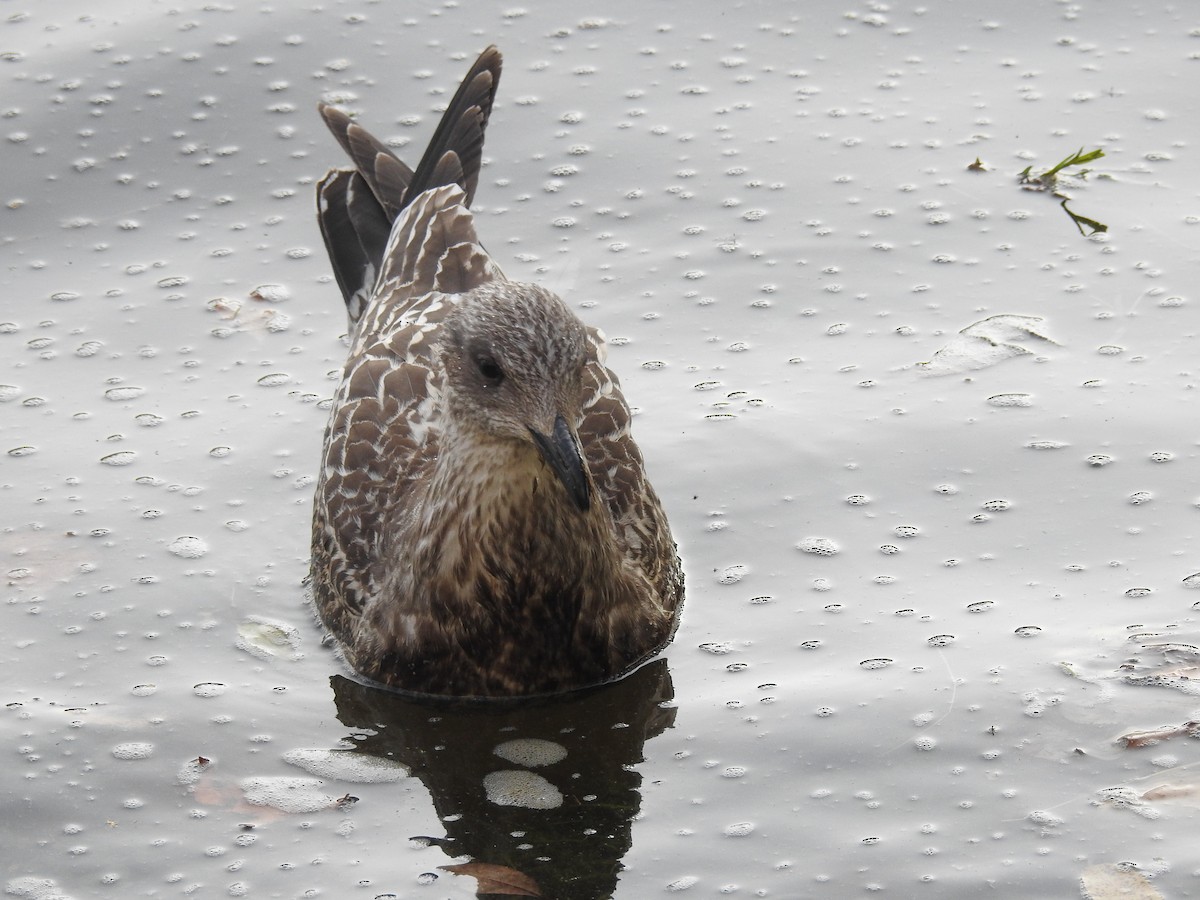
[{"xmin": 310, "ymin": 47, "xmax": 683, "ymax": 697}]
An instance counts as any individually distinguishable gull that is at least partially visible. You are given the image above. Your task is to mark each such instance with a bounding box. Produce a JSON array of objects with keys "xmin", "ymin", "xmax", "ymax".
[{"xmin": 309, "ymin": 46, "xmax": 684, "ymax": 697}]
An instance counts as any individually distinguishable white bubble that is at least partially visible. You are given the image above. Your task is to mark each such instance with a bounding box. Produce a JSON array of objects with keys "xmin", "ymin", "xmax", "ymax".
[
  {"xmin": 112, "ymin": 742, "xmax": 154, "ymax": 760},
  {"xmin": 492, "ymin": 738, "xmax": 568, "ymax": 768},
  {"xmin": 168, "ymin": 536, "xmax": 208, "ymax": 559},
  {"xmin": 483, "ymin": 770, "xmax": 563, "ymax": 809}
]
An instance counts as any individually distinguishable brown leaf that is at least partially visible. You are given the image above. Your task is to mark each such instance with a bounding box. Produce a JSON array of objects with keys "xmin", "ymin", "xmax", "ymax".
[{"xmin": 440, "ymin": 862, "xmax": 542, "ymax": 897}]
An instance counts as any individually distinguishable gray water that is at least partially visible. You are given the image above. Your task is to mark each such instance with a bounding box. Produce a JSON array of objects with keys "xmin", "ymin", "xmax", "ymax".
[{"xmin": 3, "ymin": 2, "xmax": 1199, "ymax": 897}]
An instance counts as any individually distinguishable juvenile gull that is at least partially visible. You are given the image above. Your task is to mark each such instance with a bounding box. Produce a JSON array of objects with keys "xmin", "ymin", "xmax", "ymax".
[{"xmin": 310, "ymin": 46, "xmax": 684, "ymax": 697}]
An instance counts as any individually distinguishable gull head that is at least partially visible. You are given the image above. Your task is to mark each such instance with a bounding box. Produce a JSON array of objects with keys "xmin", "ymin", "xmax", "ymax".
[{"xmin": 438, "ymin": 281, "xmax": 592, "ymax": 511}]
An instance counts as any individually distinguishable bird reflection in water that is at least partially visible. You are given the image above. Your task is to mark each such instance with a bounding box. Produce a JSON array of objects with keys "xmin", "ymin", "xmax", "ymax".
[{"xmin": 329, "ymin": 658, "xmax": 675, "ymax": 899}]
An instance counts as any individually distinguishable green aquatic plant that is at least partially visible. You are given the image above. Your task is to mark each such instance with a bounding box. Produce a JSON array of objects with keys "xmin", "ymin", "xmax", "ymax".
[
  {"xmin": 1017, "ymin": 147, "xmax": 1108, "ymax": 236},
  {"xmin": 1018, "ymin": 147, "xmax": 1105, "ymax": 189}
]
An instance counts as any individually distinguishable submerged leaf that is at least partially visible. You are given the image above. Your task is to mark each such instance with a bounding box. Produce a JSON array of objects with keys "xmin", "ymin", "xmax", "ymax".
[{"xmin": 440, "ymin": 862, "xmax": 543, "ymax": 897}]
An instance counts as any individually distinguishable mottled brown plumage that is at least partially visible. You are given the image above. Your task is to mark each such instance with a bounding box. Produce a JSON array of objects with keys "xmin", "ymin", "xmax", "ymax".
[{"xmin": 310, "ymin": 46, "xmax": 683, "ymax": 697}]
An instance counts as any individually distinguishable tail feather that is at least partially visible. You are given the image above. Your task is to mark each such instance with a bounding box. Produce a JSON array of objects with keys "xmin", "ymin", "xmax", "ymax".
[{"xmin": 316, "ymin": 45, "xmax": 503, "ymax": 318}]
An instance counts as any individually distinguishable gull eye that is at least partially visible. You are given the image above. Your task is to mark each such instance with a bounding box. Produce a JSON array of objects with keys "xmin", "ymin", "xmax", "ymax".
[{"xmin": 475, "ymin": 354, "xmax": 505, "ymax": 386}]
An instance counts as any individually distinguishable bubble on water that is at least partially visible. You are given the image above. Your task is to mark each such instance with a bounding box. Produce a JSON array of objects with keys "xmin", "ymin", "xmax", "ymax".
[
  {"xmin": 987, "ymin": 393, "xmax": 1033, "ymax": 407},
  {"xmin": 1148, "ymin": 451, "xmax": 1173, "ymax": 463},
  {"xmin": 893, "ymin": 524, "xmax": 920, "ymax": 538},
  {"xmin": 1097, "ymin": 344, "xmax": 1123, "ymax": 355},
  {"xmin": 130, "ymin": 684, "xmax": 156, "ymax": 697},
  {"xmin": 0, "ymin": 384, "xmax": 21, "ymax": 402},
  {"xmin": 699, "ymin": 642, "xmax": 733, "ymax": 655},
  {"xmin": 104, "ymin": 386, "xmax": 145, "ymax": 401},
  {"xmin": 799, "ymin": 639, "xmax": 821, "ymax": 649},
  {"xmin": 177, "ymin": 756, "xmax": 212, "ymax": 785},
  {"xmin": 492, "ymin": 738, "xmax": 568, "ymax": 768},
  {"xmin": 1124, "ymin": 587, "xmax": 1152, "ymax": 598},
  {"xmin": 723, "ymin": 822, "xmax": 755, "ymax": 837},
  {"xmin": 283, "ymin": 748, "xmax": 409, "ymax": 782},
  {"xmin": 416, "ymin": 872, "xmax": 438, "ymax": 886},
  {"xmin": 1027, "ymin": 809, "xmax": 1064, "ymax": 827},
  {"xmin": 235, "ymin": 618, "xmax": 302, "ymax": 661},
  {"xmin": 845, "ymin": 494, "xmax": 869, "ymax": 505},
  {"xmin": 135, "ymin": 413, "xmax": 164, "ymax": 427},
  {"xmin": 75, "ymin": 340, "xmax": 103, "ymax": 357},
  {"xmin": 209, "ymin": 446, "xmax": 231, "ymax": 458},
  {"xmin": 249, "ymin": 283, "xmax": 290, "ymax": 302},
  {"xmin": 927, "ymin": 634, "xmax": 955, "ymax": 647},
  {"xmin": 666, "ymin": 876, "xmax": 700, "ymax": 891},
  {"xmin": 257, "ymin": 373, "xmax": 290, "ymax": 387},
  {"xmin": 913, "ymin": 736, "xmax": 937, "ymax": 751},
  {"xmin": 1183, "ymin": 574, "xmax": 1200, "ymax": 589},
  {"xmin": 168, "ymin": 536, "xmax": 208, "ymax": 559},
  {"xmin": 1014, "ymin": 625, "xmax": 1042, "ymax": 637},
  {"xmin": 981, "ymin": 499, "xmax": 1011, "ymax": 511},
  {"xmin": 483, "ymin": 770, "xmax": 563, "ymax": 809},
  {"xmin": 860, "ymin": 658, "xmax": 893, "ymax": 670},
  {"xmin": 717, "ymin": 564, "xmax": 746, "ymax": 584},
  {"xmin": 1086, "ymin": 454, "xmax": 1113, "ymax": 466},
  {"xmin": 156, "ymin": 275, "xmax": 188, "ymax": 289},
  {"xmin": 1127, "ymin": 491, "xmax": 1153, "ymax": 505},
  {"xmin": 241, "ymin": 776, "xmax": 338, "ymax": 813},
  {"xmin": 100, "ymin": 451, "xmax": 136, "ymax": 466},
  {"xmin": 112, "ymin": 742, "xmax": 154, "ymax": 760},
  {"xmin": 8, "ymin": 446, "xmax": 37, "ymax": 457},
  {"xmin": 1026, "ymin": 440, "xmax": 1067, "ymax": 450},
  {"xmin": 797, "ymin": 536, "xmax": 839, "ymax": 556},
  {"xmin": 934, "ymin": 483, "xmax": 958, "ymax": 495},
  {"xmin": 966, "ymin": 600, "xmax": 994, "ymax": 613},
  {"xmin": 5, "ymin": 876, "xmax": 73, "ymax": 899},
  {"xmin": 192, "ymin": 682, "xmax": 226, "ymax": 698}
]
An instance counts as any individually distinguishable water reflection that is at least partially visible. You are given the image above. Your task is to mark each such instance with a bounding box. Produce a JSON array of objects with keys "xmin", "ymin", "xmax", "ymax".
[{"xmin": 329, "ymin": 659, "xmax": 675, "ymax": 899}]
